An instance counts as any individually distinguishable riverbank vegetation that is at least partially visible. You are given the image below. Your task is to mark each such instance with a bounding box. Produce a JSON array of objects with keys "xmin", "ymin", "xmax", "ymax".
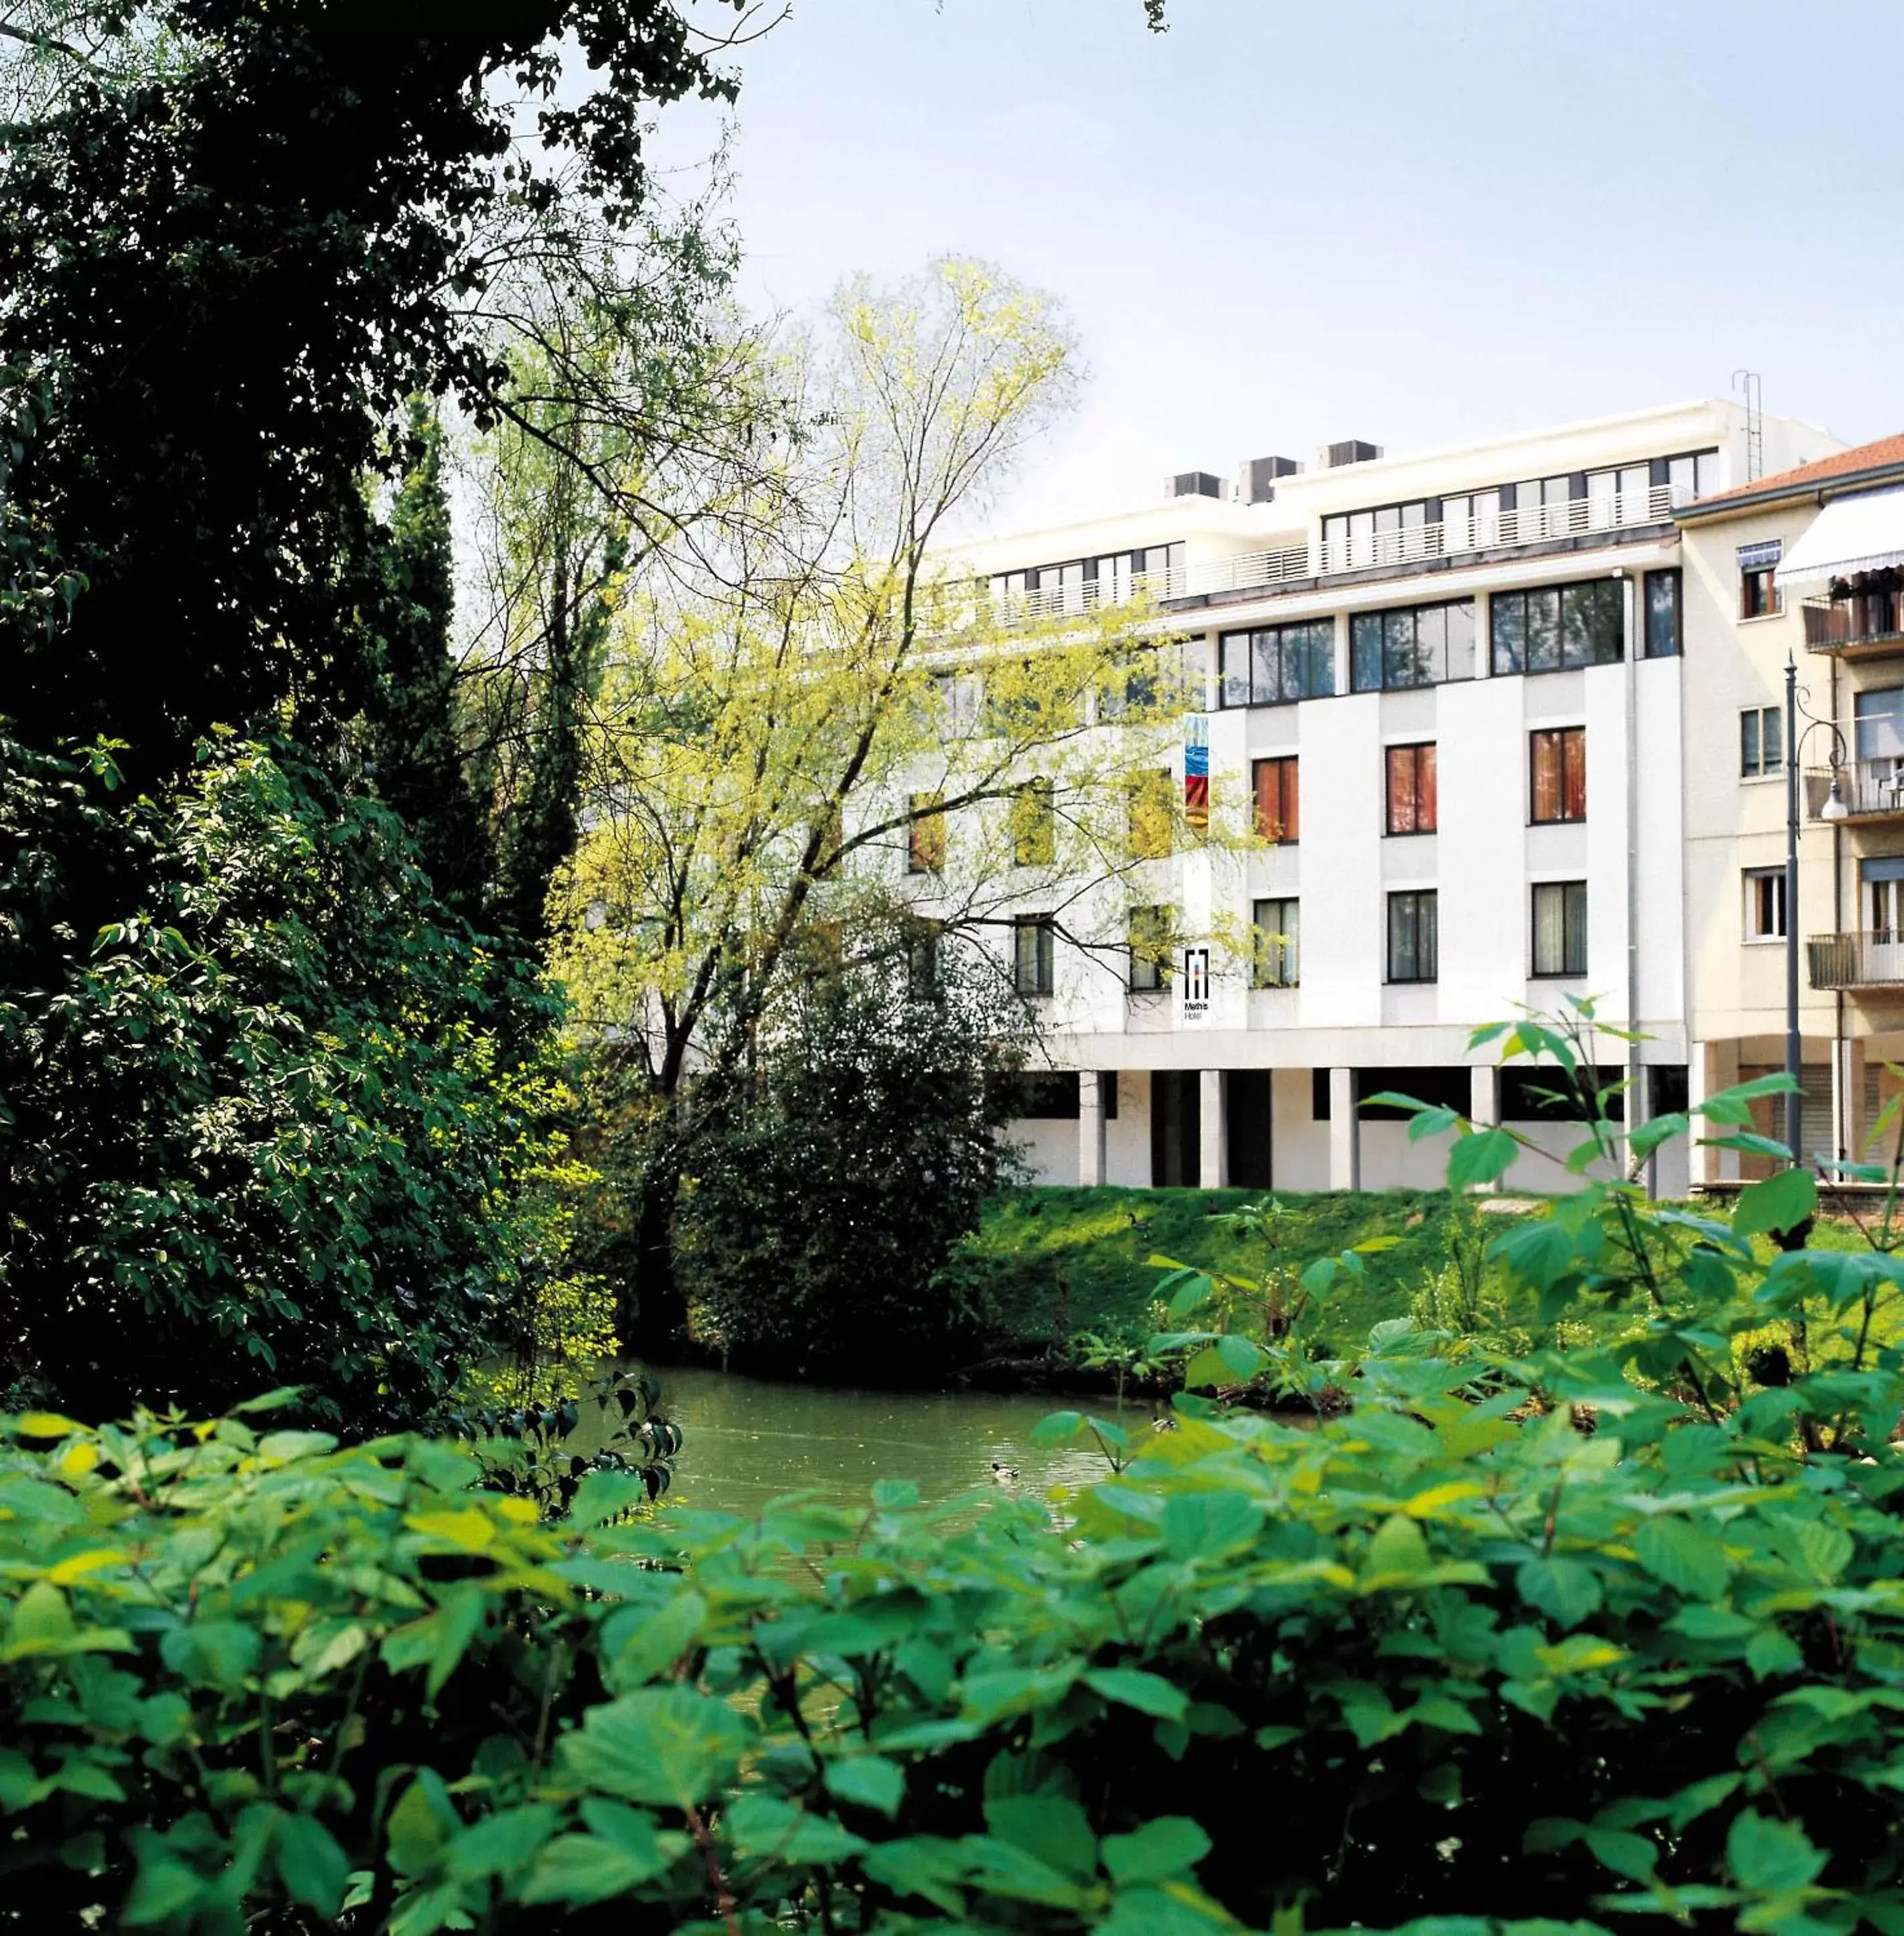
[{"xmin": 12, "ymin": 1036, "xmax": 1904, "ymax": 1932}]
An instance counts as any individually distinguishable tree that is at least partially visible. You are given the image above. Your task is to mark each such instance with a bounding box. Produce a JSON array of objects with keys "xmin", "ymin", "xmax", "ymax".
[
  {"xmin": 0, "ymin": 733, "xmax": 574, "ymax": 1424},
  {"xmin": 550, "ymin": 259, "xmax": 1219, "ymax": 1340},
  {"xmin": 677, "ymin": 946, "xmax": 1031, "ymax": 1380},
  {"xmin": 0, "ymin": 0, "xmax": 740, "ymax": 775}
]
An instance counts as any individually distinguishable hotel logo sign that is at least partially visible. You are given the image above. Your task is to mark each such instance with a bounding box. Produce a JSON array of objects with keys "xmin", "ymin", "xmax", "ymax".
[{"xmin": 1181, "ymin": 945, "xmax": 1211, "ymax": 1025}]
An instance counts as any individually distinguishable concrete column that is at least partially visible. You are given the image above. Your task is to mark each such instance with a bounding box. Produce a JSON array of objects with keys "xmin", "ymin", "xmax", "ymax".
[
  {"xmin": 1328, "ymin": 1066, "xmax": 1360, "ymax": 1191},
  {"xmin": 1199, "ymin": 1070, "xmax": 1228, "ymax": 1189},
  {"xmin": 1079, "ymin": 1071, "xmax": 1106, "ymax": 1188},
  {"xmin": 1712, "ymin": 1039, "xmax": 1742, "ymax": 1183},
  {"xmin": 1688, "ymin": 1040, "xmax": 1720, "ymax": 1189},
  {"xmin": 1333, "ymin": 610, "xmax": 1353, "ymax": 698},
  {"xmin": 1469, "ymin": 1064, "xmax": 1502, "ymax": 1193},
  {"xmin": 1838, "ymin": 1036, "xmax": 1865, "ymax": 1171},
  {"xmin": 1474, "ymin": 589, "xmax": 1493, "ymax": 679}
]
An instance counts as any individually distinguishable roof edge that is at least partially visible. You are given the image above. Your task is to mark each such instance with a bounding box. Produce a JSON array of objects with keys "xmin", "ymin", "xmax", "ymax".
[{"xmin": 1677, "ymin": 458, "xmax": 1904, "ymax": 525}]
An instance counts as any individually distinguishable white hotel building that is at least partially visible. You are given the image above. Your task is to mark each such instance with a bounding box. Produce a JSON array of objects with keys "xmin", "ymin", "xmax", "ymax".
[{"xmin": 940, "ymin": 400, "xmax": 1851, "ymax": 1197}]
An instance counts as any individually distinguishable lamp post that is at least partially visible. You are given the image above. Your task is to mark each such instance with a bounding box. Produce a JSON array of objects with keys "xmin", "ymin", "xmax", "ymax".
[{"xmin": 1786, "ymin": 655, "xmax": 1850, "ymax": 1167}]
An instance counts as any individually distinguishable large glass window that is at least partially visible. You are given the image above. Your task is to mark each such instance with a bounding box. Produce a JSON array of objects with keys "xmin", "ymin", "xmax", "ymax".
[
  {"xmin": 1013, "ymin": 916, "xmax": 1055, "ymax": 996},
  {"xmin": 1387, "ymin": 890, "xmax": 1438, "ymax": 983},
  {"xmin": 1350, "ymin": 599, "xmax": 1476, "ymax": 693},
  {"xmin": 1666, "ymin": 450, "xmax": 1722, "ymax": 499},
  {"xmin": 1012, "ymin": 778, "xmax": 1055, "ymax": 868},
  {"xmin": 1530, "ymin": 727, "xmax": 1586, "ymax": 822},
  {"xmin": 1128, "ymin": 769, "xmax": 1174, "ymax": 860},
  {"xmin": 1644, "ymin": 569, "xmax": 1681, "ymax": 657},
  {"xmin": 1128, "ymin": 904, "xmax": 1171, "ymax": 992},
  {"xmin": 1217, "ymin": 620, "xmax": 1335, "ymax": 706},
  {"xmin": 1855, "ymin": 687, "xmax": 1904, "ymax": 763},
  {"xmin": 1532, "ymin": 881, "xmax": 1588, "ymax": 976},
  {"xmin": 1385, "ymin": 743, "xmax": 1438, "ymax": 835},
  {"xmin": 1253, "ymin": 897, "xmax": 1299, "ymax": 988},
  {"xmin": 1491, "ymin": 581, "xmax": 1623, "ymax": 674},
  {"xmin": 907, "ymin": 793, "xmax": 946, "ymax": 874},
  {"xmin": 1253, "ymin": 755, "xmax": 1299, "ymax": 842}
]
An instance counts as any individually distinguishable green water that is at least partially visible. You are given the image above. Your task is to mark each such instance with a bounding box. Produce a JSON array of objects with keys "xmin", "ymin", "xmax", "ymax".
[{"xmin": 631, "ymin": 1363, "xmax": 1135, "ymax": 1519}]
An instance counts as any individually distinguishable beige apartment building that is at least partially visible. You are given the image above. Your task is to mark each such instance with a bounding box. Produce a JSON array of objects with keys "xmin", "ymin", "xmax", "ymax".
[{"xmin": 1678, "ymin": 434, "xmax": 1904, "ymax": 1184}]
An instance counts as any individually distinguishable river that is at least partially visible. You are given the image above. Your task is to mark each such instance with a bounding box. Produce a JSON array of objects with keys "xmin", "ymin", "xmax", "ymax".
[{"xmin": 630, "ymin": 1362, "xmax": 1138, "ymax": 1518}]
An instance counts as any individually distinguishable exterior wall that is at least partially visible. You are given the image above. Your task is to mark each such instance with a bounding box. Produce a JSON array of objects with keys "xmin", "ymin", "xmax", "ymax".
[{"xmin": 936, "ymin": 401, "xmax": 1850, "ymax": 1194}]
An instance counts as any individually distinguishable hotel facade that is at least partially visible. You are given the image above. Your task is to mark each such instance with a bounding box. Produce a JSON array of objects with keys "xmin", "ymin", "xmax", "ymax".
[{"xmin": 932, "ymin": 400, "xmax": 1875, "ymax": 1197}]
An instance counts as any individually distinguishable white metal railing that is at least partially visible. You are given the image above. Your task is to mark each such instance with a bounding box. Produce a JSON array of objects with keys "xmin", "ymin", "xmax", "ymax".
[
  {"xmin": 966, "ymin": 482, "xmax": 1690, "ymax": 632},
  {"xmin": 1311, "ymin": 484, "xmax": 1686, "ymax": 579}
]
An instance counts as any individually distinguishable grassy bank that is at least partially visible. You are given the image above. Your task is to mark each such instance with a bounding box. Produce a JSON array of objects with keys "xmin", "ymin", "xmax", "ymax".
[
  {"xmin": 944, "ymin": 1185, "xmax": 1481, "ymax": 1357},
  {"xmin": 945, "ymin": 1185, "xmax": 1901, "ymax": 1370}
]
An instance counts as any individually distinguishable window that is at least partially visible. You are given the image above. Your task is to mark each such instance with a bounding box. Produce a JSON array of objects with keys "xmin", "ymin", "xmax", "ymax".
[
  {"xmin": 1530, "ymin": 727, "xmax": 1586, "ymax": 823},
  {"xmin": 1532, "ymin": 881, "xmax": 1588, "ymax": 976},
  {"xmin": 1128, "ymin": 769, "xmax": 1173, "ymax": 860},
  {"xmin": 1385, "ymin": 742, "xmax": 1438, "ymax": 835},
  {"xmin": 1128, "ymin": 904, "xmax": 1171, "ymax": 992},
  {"xmin": 1012, "ymin": 915, "xmax": 1055, "ymax": 995},
  {"xmin": 1739, "ymin": 541, "xmax": 1782, "ymax": 619},
  {"xmin": 1253, "ymin": 897, "xmax": 1299, "ymax": 988},
  {"xmin": 1856, "ymin": 687, "xmax": 1904, "ymax": 763},
  {"xmin": 907, "ymin": 922, "xmax": 942, "ymax": 996},
  {"xmin": 988, "ymin": 545, "xmax": 1183, "ymax": 613},
  {"xmin": 1387, "ymin": 889, "xmax": 1438, "ymax": 983},
  {"xmin": 1012, "ymin": 778, "xmax": 1055, "ymax": 868},
  {"xmin": 1744, "ymin": 867, "xmax": 1786, "ymax": 942},
  {"xmin": 1644, "ymin": 569, "xmax": 1681, "ymax": 657},
  {"xmin": 994, "ymin": 1071, "xmax": 1078, "ymax": 1118},
  {"xmin": 1666, "ymin": 450, "xmax": 1722, "ymax": 499},
  {"xmin": 1490, "ymin": 580, "xmax": 1623, "ymax": 674},
  {"xmin": 1863, "ymin": 857, "xmax": 1904, "ymax": 936},
  {"xmin": 1101, "ymin": 647, "xmax": 1160, "ymax": 719},
  {"xmin": 1253, "ymin": 755, "xmax": 1299, "ymax": 842},
  {"xmin": 907, "ymin": 793, "xmax": 945, "ymax": 874},
  {"xmin": 1351, "ymin": 600, "xmax": 1476, "ymax": 693},
  {"xmin": 930, "ymin": 670, "xmax": 983, "ymax": 731},
  {"xmin": 1217, "ymin": 621, "xmax": 1335, "ymax": 706},
  {"xmin": 1740, "ymin": 706, "xmax": 1783, "ymax": 779}
]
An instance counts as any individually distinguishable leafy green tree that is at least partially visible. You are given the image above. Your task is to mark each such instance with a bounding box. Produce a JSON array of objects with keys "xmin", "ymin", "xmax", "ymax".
[
  {"xmin": 676, "ymin": 946, "xmax": 1031, "ymax": 1380},
  {"xmin": 0, "ymin": 733, "xmax": 569, "ymax": 1423},
  {"xmin": 0, "ymin": 0, "xmax": 736, "ymax": 773}
]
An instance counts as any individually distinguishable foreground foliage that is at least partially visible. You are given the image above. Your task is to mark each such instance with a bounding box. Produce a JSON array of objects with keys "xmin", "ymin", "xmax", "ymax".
[
  {"xmin": 9, "ymin": 1022, "xmax": 1904, "ymax": 1933},
  {"xmin": 0, "ymin": 735, "xmax": 571, "ymax": 1423}
]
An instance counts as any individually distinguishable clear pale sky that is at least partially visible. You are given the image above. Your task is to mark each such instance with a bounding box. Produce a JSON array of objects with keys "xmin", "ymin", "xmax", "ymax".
[{"xmin": 669, "ymin": 0, "xmax": 1904, "ymax": 533}]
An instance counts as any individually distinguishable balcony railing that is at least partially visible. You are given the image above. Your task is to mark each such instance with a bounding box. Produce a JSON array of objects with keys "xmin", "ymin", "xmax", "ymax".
[
  {"xmin": 1803, "ymin": 591, "xmax": 1904, "ymax": 657},
  {"xmin": 1805, "ymin": 758, "xmax": 1904, "ymax": 820},
  {"xmin": 970, "ymin": 482, "xmax": 1688, "ymax": 633},
  {"xmin": 1809, "ymin": 932, "xmax": 1904, "ymax": 990}
]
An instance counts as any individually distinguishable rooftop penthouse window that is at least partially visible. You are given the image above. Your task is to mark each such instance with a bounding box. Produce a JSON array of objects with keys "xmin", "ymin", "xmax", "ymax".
[
  {"xmin": 988, "ymin": 543, "xmax": 1185, "ymax": 613},
  {"xmin": 1319, "ymin": 448, "xmax": 1717, "ymax": 571}
]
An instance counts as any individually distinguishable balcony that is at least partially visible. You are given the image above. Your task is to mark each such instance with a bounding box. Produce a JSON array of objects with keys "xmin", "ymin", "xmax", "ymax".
[
  {"xmin": 1802, "ymin": 589, "xmax": 1904, "ymax": 659},
  {"xmin": 1177, "ymin": 482, "xmax": 1688, "ymax": 603},
  {"xmin": 1805, "ymin": 759, "xmax": 1904, "ymax": 823},
  {"xmin": 1809, "ymin": 932, "xmax": 1904, "ymax": 991},
  {"xmin": 967, "ymin": 482, "xmax": 1687, "ymax": 634}
]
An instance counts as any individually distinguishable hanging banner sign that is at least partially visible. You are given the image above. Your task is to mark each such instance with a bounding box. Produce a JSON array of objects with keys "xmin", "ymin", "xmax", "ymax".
[
  {"xmin": 1183, "ymin": 715, "xmax": 1210, "ymax": 832},
  {"xmin": 1181, "ymin": 946, "xmax": 1211, "ymax": 1026}
]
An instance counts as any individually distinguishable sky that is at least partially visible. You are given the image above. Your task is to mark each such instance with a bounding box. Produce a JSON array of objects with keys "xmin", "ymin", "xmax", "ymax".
[{"xmin": 663, "ymin": 0, "xmax": 1904, "ymax": 535}]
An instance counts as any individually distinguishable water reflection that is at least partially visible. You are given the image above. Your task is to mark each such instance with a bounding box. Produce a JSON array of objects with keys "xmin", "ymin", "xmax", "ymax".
[{"xmin": 613, "ymin": 1362, "xmax": 1125, "ymax": 1520}]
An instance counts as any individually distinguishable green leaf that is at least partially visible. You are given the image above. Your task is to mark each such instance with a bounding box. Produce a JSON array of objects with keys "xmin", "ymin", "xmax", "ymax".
[
  {"xmin": 1700, "ymin": 1072, "xmax": 1800, "ymax": 1126},
  {"xmin": 1083, "ymin": 1666, "xmax": 1189, "ymax": 1722},
  {"xmin": 1361, "ymin": 1512, "xmax": 1432, "ymax": 1584},
  {"xmin": 558, "ymin": 1686, "xmax": 751, "ymax": 1809},
  {"xmin": 385, "ymin": 1773, "xmax": 456, "ymax": 1877},
  {"xmin": 603, "ymin": 1591, "xmax": 705, "ymax": 1687},
  {"xmin": 982, "ymin": 1794, "xmax": 1098, "ymax": 1883},
  {"xmin": 520, "ymin": 1832, "xmax": 667, "ymax": 1906},
  {"xmin": 1746, "ymin": 1629, "xmax": 1803, "ymax": 1680},
  {"xmin": 159, "ymin": 1618, "xmax": 260, "ymax": 1691},
  {"xmin": 1733, "ymin": 1166, "xmax": 1816, "ymax": 1239},
  {"xmin": 1629, "ymin": 1110, "xmax": 1690, "ymax": 1159},
  {"xmin": 1447, "ymin": 1126, "xmax": 1517, "ymax": 1190},
  {"xmin": 1101, "ymin": 1816, "xmax": 1211, "ymax": 1886},
  {"xmin": 1726, "ymin": 1811, "xmax": 1826, "ymax": 1892},
  {"xmin": 1213, "ymin": 1334, "xmax": 1263, "ymax": 1381},
  {"xmin": 1030, "ymin": 1411, "xmax": 1084, "ymax": 1448},
  {"xmin": 1634, "ymin": 1518, "xmax": 1732, "ymax": 1600},
  {"xmin": 1181, "ymin": 1345, "xmax": 1233, "ymax": 1389},
  {"xmin": 1406, "ymin": 1104, "xmax": 1462, "ymax": 1143},
  {"xmin": 1516, "ymin": 1556, "xmax": 1604, "ymax": 1629},
  {"xmin": 825, "ymin": 1755, "xmax": 906, "ymax": 1818},
  {"xmin": 1167, "ymin": 1275, "xmax": 1214, "ymax": 1320},
  {"xmin": 1161, "ymin": 1490, "xmax": 1260, "ymax": 1562},
  {"xmin": 1492, "ymin": 1221, "xmax": 1576, "ymax": 1293},
  {"xmin": 447, "ymin": 1804, "xmax": 561, "ymax": 1881},
  {"xmin": 274, "ymin": 1812, "xmax": 350, "ymax": 1917},
  {"xmin": 9, "ymin": 1580, "xmax": 72, "ymax": 1648}
]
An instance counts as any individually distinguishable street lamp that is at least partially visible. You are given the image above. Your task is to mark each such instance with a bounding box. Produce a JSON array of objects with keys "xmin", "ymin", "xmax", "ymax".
[{"xmin": 1785, "ymin": 656, "xmax": 1850, "ymax": 1166}]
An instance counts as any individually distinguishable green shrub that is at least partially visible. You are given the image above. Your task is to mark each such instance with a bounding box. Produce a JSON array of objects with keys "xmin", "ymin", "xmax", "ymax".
[
  {"xmin": 11, "ymin": 1017, "xmax": 1904, "ymax": 1934},
  {"xmin": 0, "ymin": 734, "xmax": 570, "ymax": 1425}
]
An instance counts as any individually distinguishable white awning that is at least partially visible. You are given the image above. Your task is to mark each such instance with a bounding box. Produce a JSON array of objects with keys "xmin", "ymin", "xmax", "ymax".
[{"xmin": 1775, "ymin": 486, "xmax": 1904, "ymax": 586}]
